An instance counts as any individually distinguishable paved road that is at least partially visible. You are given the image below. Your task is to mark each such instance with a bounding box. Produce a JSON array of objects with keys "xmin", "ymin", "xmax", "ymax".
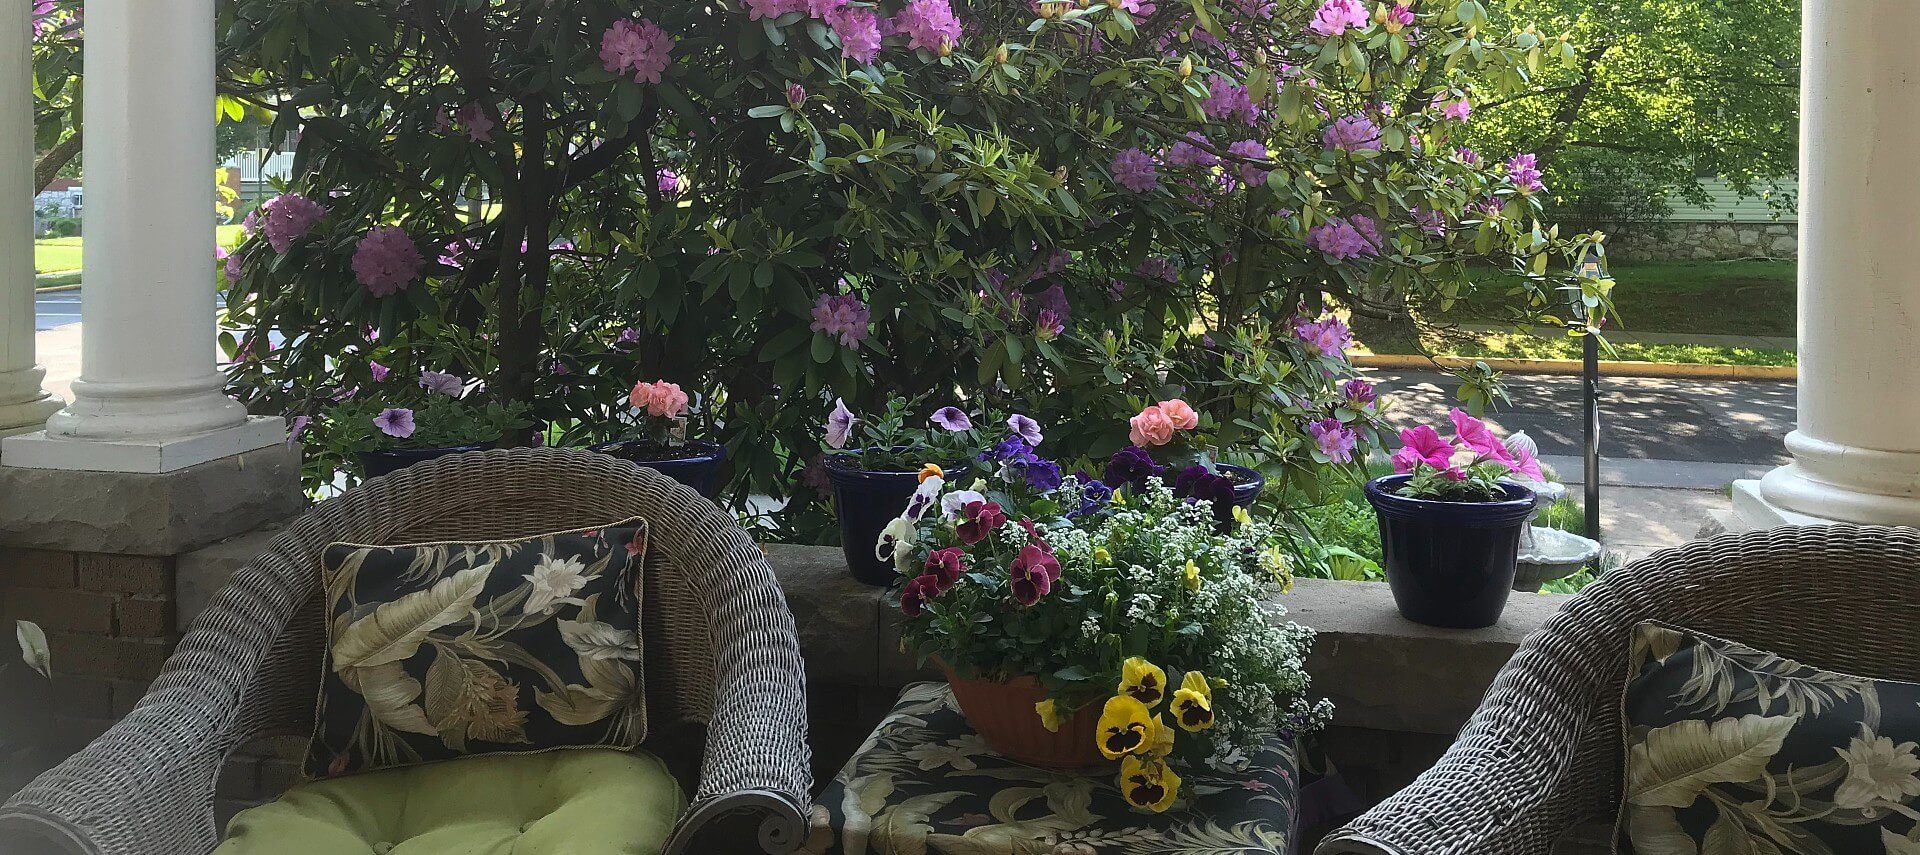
[{"xmin": 34, "ymin": 288, "xmax": 79, "ymax": 330}]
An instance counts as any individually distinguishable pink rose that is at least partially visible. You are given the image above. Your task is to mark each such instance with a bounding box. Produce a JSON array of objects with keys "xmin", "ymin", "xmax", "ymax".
[
  {"xmin": 1157, "ymin": 399, "xmax": 1199, "ymax": 431},
  {"xmin": 648, "ymin": 382, "xmax": 689, "ymax": 419},
  {"xmin": 629, "ymin": 380, "xmax": 657, "ymax": 412},
  {"xmin": 1129, "ymin": 405, "xmax": 1175, "ymax": 447}
]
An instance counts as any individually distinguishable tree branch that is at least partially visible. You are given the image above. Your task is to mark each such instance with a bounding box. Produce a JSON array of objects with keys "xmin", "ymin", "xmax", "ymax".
[{"xmin": 33, "ymin": 133, "xmax": 81, "ymax": 195}]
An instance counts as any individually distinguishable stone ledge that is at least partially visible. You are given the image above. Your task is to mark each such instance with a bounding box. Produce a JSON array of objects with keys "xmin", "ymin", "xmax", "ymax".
[
  {"xmin": 176, "ymin": 524, "xmax": 288, "ymax": 632},
  {"xmin": 0, "ymin": 444, "xmax": 305, "ymax": 556}
]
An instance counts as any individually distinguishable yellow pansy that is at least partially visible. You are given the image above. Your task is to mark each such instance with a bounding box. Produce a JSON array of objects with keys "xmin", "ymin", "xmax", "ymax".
[
  {"xmin": 1035, "ymin": 698, "xmax": 1064, "ymax": 733},
  {"xmin": 1261, "ymin": 544, "xmax": 1294, "ymax": 592},
  {"xmin": 1148, "ymin": 714, "xmax": 1175, "ymax": 758},
  {"xmin": 1232, "ymin": 505, "xmax": 1252, "ymax": 528},
  {"xmin": 1171, "ymin": 670, "xmax": 1215, "ymax": 732},
  {"xmin": 1183, "ymin": 560, "xmax": 1201, "ymax": 591},
  {"xmin": 1119, "ymin": 754, "xmax": 1182, "ymax": 812},
  {"xmin": 1093, "ymin": 547, "xmax": 1112, "ymax": 565},
  {"xmin": 1119, "ymin": 657, "xmax": 1167, "ymax": 708},
  {"xmin": 917, "ymin": 463, "xmax": 944, "ymax": 483},
  {"xmin": 1095, "ymin": 695, "xmax": 1155, "ymax": 759}
]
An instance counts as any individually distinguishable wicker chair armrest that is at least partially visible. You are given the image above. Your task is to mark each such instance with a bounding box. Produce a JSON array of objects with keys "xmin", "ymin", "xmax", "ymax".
[
  {"xmin": 664, "ymin": 788, "xmax": 809, "ymax": 855},
  {"xmin": 1315, "ymin": 590, "xmax": 1630, "ymax": 855}
]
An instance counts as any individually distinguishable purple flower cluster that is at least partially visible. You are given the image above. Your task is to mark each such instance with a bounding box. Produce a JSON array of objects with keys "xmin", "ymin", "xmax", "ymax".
[
  {"xmin": 981, "ymin": 436, "xmax": 1062, "ymax": 490},
  {"xmin": 1506, "ymin": 153, "xmax": 1545, "ymax": 194},
  {"xmin": 1307, "ymin": 215, "xmax": 1382, "ymax": 260},
  {"xmin": 1166, "ymin": 133, "xmax": 1220, "ymax": 168},
  {"xmin": 1343, "ymin": 378, "xmax": 1377, "ymax": 408},
  {"xmin": 352, "ymin": 226, "xmax": 424, "ymax": 297},
  {"xmin": 894, "ymin": 0, "xmax": 963, "ymax": 55},
  {"xmin": 810, "ymin": 293, "xmax": 871, "ymax": 347},
  {"xmin": 1410, "ymin": 206, "xmax": 1447, "ymax": 235},
  {"xmin": 1433, "ymin": 95, "xmax": 1472, "ymax": 122},
  {"xmin": 1102, "ymin": 445, "xmax": 1166, "ymax": 491},
  {"xmin": 1136, "ymin": 256, "xmax": 1178, "ymax": 283},
  {"xmin": 1293, "ymin": 315, "xmax": 1354, "ymax": 360},
  {"xmin": 1227, "ymin": 139, "xmax": 1269, "ymax": 187},
  {"xmin": 1173, "ymin": 465, "xmax": 1236, "ymax": 523},
  {"xmin": 1309, "ymin": 0, "xmax": 1369, "ymax": 36},
  {"xmin": 1307, "ymin": 418, "xmax": 1358, "ymax": 463},
  {"xmin": 1111, "ymin": 148, "xmax": 1159, "ymax": 192},
  {"xmin": 1202, "ymin": 77, "xmax": 1258, "ymax": 125},
  {"xmin": 600, "ymin": 19, "xmax": 674, "ymax": 84},
  {"xmin": 829, "ymin": 6, "xmax": 884, "ymax": 63},
  {"xmin": 1321, "ymin": 114, "xmax": 1382, "ymax": 152},
  {"xmin": 1455, "ymin": 146, "xmax": 1481, "ymax": 165},
  {"xmin": 262, "ymin": 194, "xmax": 326, "ymax": 254},
  {"xmin": 454, "ymin": 102, "xmax": 495, "ymax": 143},
  {"xmin": 1070, "ymin": 479, "xmax": 1114, "ymax": 518},
  {"xmin": 656, "ymin": 168, "xmax": 686, "ymax": 198}
]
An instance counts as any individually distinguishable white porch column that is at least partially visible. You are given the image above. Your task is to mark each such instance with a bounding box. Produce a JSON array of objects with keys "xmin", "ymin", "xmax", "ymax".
[
  {"xmin": 0, "ymin": 0, "xmax": 62, "ymax": 436},
  {"xmin": 1732, "ymin": 0, "xmax": 1920, "ymax": 527},
  {"xmin": 1, "ymin": 0, "xmax": 279, "ymax": 472}
]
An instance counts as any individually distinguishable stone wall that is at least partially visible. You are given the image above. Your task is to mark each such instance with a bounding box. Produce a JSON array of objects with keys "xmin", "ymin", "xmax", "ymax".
[{"xmin": 1601, "ymin": 220, "xmax": 1798, "ymax": 263}]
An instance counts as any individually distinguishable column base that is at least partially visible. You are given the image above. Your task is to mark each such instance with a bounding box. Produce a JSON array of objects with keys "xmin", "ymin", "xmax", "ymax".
[
  {"xmin": 1727, "ymin": 478, "xmax": 1844, "ymax": 530},
  {"xmin": 1, "ymin": 416, "xmax": 284, "ymax": 473},
  {"xmin": 0, "ymin": 394, "xmax": 62, "ymax": 438}
]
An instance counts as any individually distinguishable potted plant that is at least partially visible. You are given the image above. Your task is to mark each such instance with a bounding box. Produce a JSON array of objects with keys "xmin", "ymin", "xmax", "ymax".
[
  {"xmin": 310, "ymin": 369, "xmax": 530, "ymax": 479},
  {"xmin": 880, "ymin": 439, "xmax": 1330, "ymax": 807},
  {"xmin": 1119, "ymin": 398, "xmax": 1264, "ymax": 517},
  {"xmin": 590, "ymin": 379, "xmax": 727, "ymax": 499},
  {"xmin": 1364, "ymin": 408, "xmax": 1543, "ymax": 629},
  {"xmin": 821, "ymin": 398, "xmax": 988, "ymax": 585}
]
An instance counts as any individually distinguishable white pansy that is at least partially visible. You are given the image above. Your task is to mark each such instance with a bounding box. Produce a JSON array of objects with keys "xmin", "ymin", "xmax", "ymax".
[
  {"xmin": 523, "ymin": 555, "xmax": 591, "ymax": 615},
  {"xmin": 940, "ymin": 490, "xmax": 987, "ymax": 519},
  {"xmin": 903, "ymin": 476, "xmax": 944, "ymax": 519},
  {"xmin": 876, "ymin": 516, "xmax": 919, "ymax": 571}
]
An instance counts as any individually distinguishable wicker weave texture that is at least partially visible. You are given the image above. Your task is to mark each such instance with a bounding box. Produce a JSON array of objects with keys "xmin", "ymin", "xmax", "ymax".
[
  {"xmin": 1314, "ymin": 524, "xmax": 1920, "ymax": 855},
  {"xmin": 0, "ymin": 447, "xmax": 812, "ymax": 855}
]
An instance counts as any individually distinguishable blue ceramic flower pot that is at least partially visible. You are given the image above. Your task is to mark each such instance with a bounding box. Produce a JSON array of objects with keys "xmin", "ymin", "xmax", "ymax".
[
  {"xmin": 826, "ymin": 452, "xmax": 927, "ymax": 587},
  {"xmin": 1364, "ymin": 474, "xmax": 1537, "ymax": 629},
  {"xmin": 589, "ymin": 439, "xmax": 728, "ymax": 500},
  {"xmin": 1217, "ymin": 462, "xmax": 1266, "ymax": 508},
  {"xmin": 357, "ymin": 442, "xmax": 498, "ymax": 479}
]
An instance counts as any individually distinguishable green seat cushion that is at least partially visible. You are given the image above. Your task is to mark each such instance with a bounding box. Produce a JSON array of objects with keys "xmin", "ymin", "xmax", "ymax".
[{"xmin": 216, "ymin": 748, "xmax": 685, "ymax": 855}]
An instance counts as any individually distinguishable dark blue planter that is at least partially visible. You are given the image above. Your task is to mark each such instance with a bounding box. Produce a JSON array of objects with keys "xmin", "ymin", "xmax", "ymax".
[
  {"xmin": 589, "ymin": 439, "xmax": 728, "ymax": 500},
  {"xmin": 1218, "ymin": 462, "xmax": 1266, "ymax": 508},
  {"xmin": 357, "ymin": 442, "xmax": 498, "ymax": 479},
  {"xmin": 1364, "ymin": 474, "xmax": 1537, "ymax": 629},
  {"xmin": 826, "ymin": 450, "xmax": 935, "ymax": 587}
]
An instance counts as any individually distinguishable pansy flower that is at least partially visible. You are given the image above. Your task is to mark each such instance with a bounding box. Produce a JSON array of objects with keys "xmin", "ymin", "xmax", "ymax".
[
  {"xmin": 925, "ymin": 547, "xmax": 964, "ymax": 592},
  {"xmin": 1171, "ymin": 671, "xmax": 1215, "ymax": 731},
  {"xmin": 900, "ymin": 573, "xmax": 941, "ymax": 617},
  {"xmin": 1119, "ymin": 657, "xmax": 1167, "ymax": 707},
  {"xmin": 1096, "ymin": 695, "xmax": 1155, "ymax": 759},
  {"xmin": 1119, "ymin": 754, "xmax": 1182, "ymax": 812},
  {"xmin": 1008, "ymin": 544, "xmax": 1058, "ymax": 604},
  {"xmin": 1035, "ymin": 698, "xmax": 1065, "ymax": 733},
  {"xmin": 956, "ymin": 500, "xmax": 1007, "ymax": 545},
  {"xmin": 876, "ymin": 516, "xmax": 918, "ymax": 571}
]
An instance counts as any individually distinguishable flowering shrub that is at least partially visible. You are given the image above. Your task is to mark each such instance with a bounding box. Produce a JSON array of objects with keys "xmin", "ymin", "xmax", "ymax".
[
  {"xmin": 217, "ymin": 0, "xmax": 1595, "ymax": 538},
  {"xmin": 1390, "ymin": 407, "xmax": 1542, "ymax": 501},
  {"xmin": 888, "ymin": 429, "xmax": 1329, "ymax": 809}
]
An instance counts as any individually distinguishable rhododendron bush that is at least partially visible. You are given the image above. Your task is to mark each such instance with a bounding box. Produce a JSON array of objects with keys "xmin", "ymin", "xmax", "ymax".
[{"xmin": 216, "ymin": 0, "xmax": 1599, "ymax": 539}]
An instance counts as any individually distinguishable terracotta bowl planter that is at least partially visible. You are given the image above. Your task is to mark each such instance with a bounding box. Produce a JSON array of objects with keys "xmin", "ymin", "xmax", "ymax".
[{"xmin": 942, "ymin": 666, "xmax": 1108, "ymax": 769}]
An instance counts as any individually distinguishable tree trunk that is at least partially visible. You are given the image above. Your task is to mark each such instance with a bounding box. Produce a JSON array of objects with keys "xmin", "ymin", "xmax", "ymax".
[{"xmin": 33, "ymin": 133, "xmax": 82, "ymax": 195}]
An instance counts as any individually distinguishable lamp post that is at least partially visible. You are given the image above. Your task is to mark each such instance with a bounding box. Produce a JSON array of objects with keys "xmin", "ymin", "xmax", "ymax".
[{"xmin": 1572, "ymin": 243, "xmax": 1608, "ymax": 543}]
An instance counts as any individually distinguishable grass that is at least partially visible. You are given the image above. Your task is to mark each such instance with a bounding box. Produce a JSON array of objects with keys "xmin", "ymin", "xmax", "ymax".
[
  {"xmin": 34, "ymin": 225, "xmax": 249, "ymax": 278},
  {"xmin": 1413, "ymin": 331, "xmax": 1799, "ymax": 367}
]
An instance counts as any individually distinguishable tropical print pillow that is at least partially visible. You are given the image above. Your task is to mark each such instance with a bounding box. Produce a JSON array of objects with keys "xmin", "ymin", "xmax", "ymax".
[
  {"xmin": 305, "ymin": 520, "xmax": 651, "ymax": 778},
  {"xmin": 1618, "ymin": 621, "xmax": 1920, "ymax": 855}
]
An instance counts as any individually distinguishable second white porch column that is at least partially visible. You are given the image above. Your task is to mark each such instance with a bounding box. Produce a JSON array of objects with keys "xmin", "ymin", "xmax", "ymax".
[
  {"xmin": 3, "ymin": 0, "xmax": 279, "ymax": 472},
  {"xmin": 1733, "ymin": 0, "xmax": 1920, "ymax": 527},
  {"xmin": 0, "ymin": 0, "xmax": 62, "ymax": 436}
]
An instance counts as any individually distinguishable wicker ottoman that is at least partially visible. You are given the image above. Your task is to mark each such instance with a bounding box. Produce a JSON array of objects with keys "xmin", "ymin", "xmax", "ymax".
[{"xmin": 803, "ymin": 682, "xmax": 1302, "ymax": 855}]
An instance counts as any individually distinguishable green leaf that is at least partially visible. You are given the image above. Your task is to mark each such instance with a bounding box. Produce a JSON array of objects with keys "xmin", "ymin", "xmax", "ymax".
[{"xmin": 748, "ymin": 104, "xmax": 790, "ymax": 119}]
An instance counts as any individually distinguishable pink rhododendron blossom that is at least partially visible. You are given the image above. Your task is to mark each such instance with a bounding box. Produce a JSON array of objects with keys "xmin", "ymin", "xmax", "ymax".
[
  {"xmin": 223, "ymin": 249, "xmax": 244, "ymax": 282},
  {"xmin": 1306, "ymin": 216, "xmax": 1380, "ymax": 260},
  {"xmin": 1321, "ymin": 114, "xmax": 1382, "ymax": 151},
  {"xmin": 1391, "ymin": 425, "xmax": 1456, "ymax": 473},
  {"xmin": 1506, "ymin": 152, "xmax": 1545, "ymax": 193},
  {"xmin": 893, "ymin": 0, "xmax": 963, "ymax": 55},
  {"xmin": 1382, "ymin": 2, "xmax": 1415, "ymax": 31},
  {"xmin": 1410, "ymin": 206, "xmax": 1447, "ymax": 235},
  {"xmin": 1034, "ymin": 308, "xmax": 1065, "ymax": 340},
  {"xmin": 1433, "ymin": 95, "xmax": 1472, "ymax": 122},
  {"xmin": 1343, "ymin": 378, "xmax": 1377, "ymax": 408},
  {"xmin": 30, "ymin": 1, "xmax": 54, "ymax": 37},
  {"xmin": 828, "ymin": 6, "xmax": 883, "ymax": 63},
  {"xmin": 746, "ymin": 0, "xmax": 806, "ymax": 20},
  {"xmin": 633, "ymin": 380, "xmax": 689, "ymax": 418},
  {"xmin": 1308, "ymin": 417, "xmax": 1358, "ymax": 463},
  {"xmin": 810, "ymin": 293, "xmax": 871, "ymax": 347},
  {"xmin": 1136, "ymin": 256, "xmax": 1177, "ymax": 282},
  {"xmin": 1203, "ymin": 77, "xmax": 1258, "ymax": 124},
  {"xmin": 1111, "ymin": 148, "xmax": 1159, "ymax": 192},
  {"xmin": 262, "ymin": 194, "xmax": 326, "ymax": 254},
  {"xmin": 374, "ymin": 408, "xmax": 416, "ymax": 439},
  {"xmin": 454, "ymin": 102, "xmax": 495, "ymax": 142},
  {"xmin": 1129, "ymin": 405, "xmax": 1175, "ymax": 447},
  {"xmin": 656, "ymin": 168, "xmax": 686, "ymax": 198},
  {"xmin": 1292, "ymin": 315, "xmax": 1354, "ymax": 359},
  {"xmin": 1166, "ymin": 134, "xmax": 1220, "ymax": 168},
  {"xmin": 1455, "ymin": 146, "xmax": 1480, "ymax": 165},
  {"xmin": 1309, "ymin": 0, "xmax": 1369, "ymax": 36},
  {"xmin": 1227, "ymin": 139, "xmax": 1269, "ymax": 186},
  {"xmin": 807, "ymin": 0, "xmax": 848, "ymax": 16},
  {"xmin": 600, "ymin": 19, "xmax": 674, "ymax": 84},
  {"xmin": 351, "ymin": 226, "xmax": 424, "ymax": 297}
]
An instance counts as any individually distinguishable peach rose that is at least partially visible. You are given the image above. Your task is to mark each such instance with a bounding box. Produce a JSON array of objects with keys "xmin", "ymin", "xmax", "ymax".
[
  {"xmin": 1129, "ymin": 405, "xmax": 1175, "ymax": 446},
  {"xmin": 628, "ymin": 380, "xmax": 657, "ymax": 412},
  {"xmin": 1157, "ymin": 399, "xmax": 1198, "ymax": 431},
  {"xmin": 647, "ymin": 382, "xmax": 689, "ymax": 419}
]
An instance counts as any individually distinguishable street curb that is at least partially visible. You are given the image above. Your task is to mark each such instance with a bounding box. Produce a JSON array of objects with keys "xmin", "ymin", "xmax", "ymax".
[
  {"xmin": 34, "ymin": 283, "xmax": 81, "ymax": 294},
  {"xmin": 1353, "ymin": 353, "xmax": 1797, "ymax": 381}
]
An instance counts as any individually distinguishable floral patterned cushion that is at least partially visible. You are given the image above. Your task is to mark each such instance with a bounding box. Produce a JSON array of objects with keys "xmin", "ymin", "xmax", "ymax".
[
  {"xmin": 305, "ymin": 521, "xmax": 651, "ymax": 778},
  {"xmin": 1619, "ymin": 621, "xmax": 1920, "ymax": 855}
]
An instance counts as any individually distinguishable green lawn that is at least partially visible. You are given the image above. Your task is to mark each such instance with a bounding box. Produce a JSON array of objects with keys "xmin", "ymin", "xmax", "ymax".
[
  {"xmin": 35, "ymin": 226, "xmax": 249, "ymax": 277},
  {"xmin": 1425, "ymin": 331, "xmax": 1799, "ymax": 367}
]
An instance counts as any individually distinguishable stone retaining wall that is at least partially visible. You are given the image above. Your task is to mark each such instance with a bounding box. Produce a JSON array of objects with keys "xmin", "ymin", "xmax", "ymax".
[{"xmin": 1601, "ymin": 220, "xmax": 1798, "ymax": 262}]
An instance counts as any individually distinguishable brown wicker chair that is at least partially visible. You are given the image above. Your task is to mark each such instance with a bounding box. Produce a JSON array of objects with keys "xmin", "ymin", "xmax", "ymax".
[
  {"xmin": 0, "ymin": 447, "xmax": 811, "ymax": 855},
  {"xmin": 1315, "ymin": 524, "xmax": 1920, "ymax": 855}
]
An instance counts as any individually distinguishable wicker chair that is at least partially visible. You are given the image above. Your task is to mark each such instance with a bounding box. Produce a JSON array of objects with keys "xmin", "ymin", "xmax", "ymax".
[
  {"xmin": 0, "ymin": 448, "xmax": 812, "ymax": 855},
  {"xmin": 1315, "ymin": 524, "xmax": 1920, "ymax": 855}
]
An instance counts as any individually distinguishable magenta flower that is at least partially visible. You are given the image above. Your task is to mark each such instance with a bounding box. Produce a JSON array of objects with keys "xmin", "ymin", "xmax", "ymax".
[
  {"xmin": 1008, "ymin": 543, "xmax": 1058, "ymax": 605},
  {"xmin": 900, "ymin": 573, "xmax": 940, "ymax": 616},
  {"xmin": 1007, "ymin": 414, "xmax": 1043, "ymax": 446},
  {"xmin": 1506, "ymin": 440, "xmax": 1545, "ymax": 481},
  {"xmin": 1506, "ymin": 153, "xmax": 1545, "ymax": 194},
  {"xmin": 1343, "ymin": 378, "xmax": 1376, "ymax": 408},
  {"xmin": 1450, "ymin": 407, "xmax": 1515, "ymax": 464},
  {"xmin": 825, "ymin": 398, "xmax": 856, "ymax": 449},
  {"xmin": 1384, "ymin": 2, "xmax": 1415, "ymax": 29},
  {"xmin": 810, "ymin": 293, "xmax": 871, "ymax": 347},
  {"xmin": 746, "ymin": 0, "xmax": 806, "ymax": 20},
  {"xmin": 352, "ymin": 226, "xmax": 424, "ymax": 297},
  {"xmin": 286, "ymin": 415, "xmax": 311, "ymax": 447},
  {"xmin": 1410, "ymin": 206, "xmax": 1447, "ymax": 235},
  {"xmin": 785, "ymin": 82, "xmax": 807, "ymax": 109},
  {"xmin": 931, "ymin": 406, "xmax": 973, "ymax": 432},
  {"xmin": 1202, "ymin": 77, "xmax": 1258, "ymax": 124},
  {"xmin": 600, "ymin": 18, "xmax": 674, "ymax": 84},
  {"xmin": 925, "ymin": 547, "xmax": 964, "ymax": 592},
  {"xmin": 374, "ymin": 408, "xmax": 416, "ymax": 440},
  {"xmin": 262, "ymin": 194, "xmax": 326, "ymax": 254},
  {"xmin": 1306, "ymin": 217, "xmax": 1380, "ymax": 260},
  {"xmin": 656, "ymin": 168, "xmax": 685, "ymax": 198},
  {"xmin": 1111, "ymin": 147, "xmax": 1159, "ymax": 192},
  {"xmin": 893, "ymin": 0, "xmax": 963, "ymax": 55},
  {"xmin": 1308, "ymin": 418, "xmax": 1358, "ymax": 463},
  {"xmin": 1322, "ymin": 114, "xmax": 1382, "ymax": 152},
  {"xmin": 30, "ymin": 1, "xmax": 54, "ymax": 37},
  {"xmin": 1166, "ymin": 133, "xmax": 1220, "ymax": 168},
  {"xmin": 614, "ymin": 327, "xmax": 643, "ymax": 350},
  {"xmin": 1308, "ymin": 0, "xmax": 1369, "ymax": 36},
  {"xmin": 454, "ymin": 102, "xmax": 495, "ymax": 142},
  {"xmin": 369, "ymin": 361, "xmax": 390, "ymax": 383},
  {"xmin": 1227, "ymin": 139, "xmax": 1268, "ymax": 186},
  {"xmin": 1035, "ymin": 308, "xmax": 1065, "ymax": 340},
  {"xmin": 420, "ymin": 369, "xmax": 464, "ymax": 397},
  {"xmin": 808, "ymin": 0, "xmax": 849, "ymax": 16},
  {"xmin": 223, "ymin": 249, "xmax": 244, "ymax": 282},
  {"xmin": 828, "ymin": 6, "xmax": 883, "ymax": 64},
  {"xmin": 1433, "ymin": 95, "xmax": 1472, "ymax": 122},
  {"xmin": 1136, "ymin": 256, "xmax": 1177, "ymax": 282},
  {"xmin": 1292, "ymin": 315, "xmax": 1354, "ymax": 359},
  {"xmin": 1456, "ymin": 146, "xmax": 1481, "ymax": 165},
  {"xmin": 1391, "ymin": 424, "xmax": 1456, "ymax": 474}
]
